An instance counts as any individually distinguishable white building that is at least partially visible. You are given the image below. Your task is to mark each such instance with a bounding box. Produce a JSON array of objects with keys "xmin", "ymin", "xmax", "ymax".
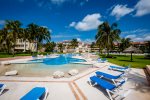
[
  {"xmin": 15, "ymin": 39, "xmax": 37, "ymax": 52},
  {"xmin": 56, "ymin": 40, "xmax": 91, "ymax": 53},
  {"xmin": 75, "ymin": 42, "xmax": 91, "ymax": 53}
]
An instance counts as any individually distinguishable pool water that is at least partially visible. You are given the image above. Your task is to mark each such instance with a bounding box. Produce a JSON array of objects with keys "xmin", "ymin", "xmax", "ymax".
[{"xmin": 1, "ymin": 54, "xmax": 92, "ymax": 77}]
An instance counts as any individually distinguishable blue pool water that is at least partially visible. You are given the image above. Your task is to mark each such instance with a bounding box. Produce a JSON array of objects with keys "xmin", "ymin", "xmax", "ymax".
[
  {"xmin": 29, "ymin": 54, "xmax": 86, "ymax": 65},
  {"xmin": 5, "ymin": 54, "xmax": 91, "ymax": 77}
]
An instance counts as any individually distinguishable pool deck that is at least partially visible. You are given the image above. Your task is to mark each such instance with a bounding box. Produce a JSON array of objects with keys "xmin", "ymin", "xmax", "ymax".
[{"xmin": 0, "ymin": 57, "xmax": 150, "ymax": 100}]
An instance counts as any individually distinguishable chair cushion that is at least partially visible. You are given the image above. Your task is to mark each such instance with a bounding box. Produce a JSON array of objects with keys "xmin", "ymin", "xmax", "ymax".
[
  {"xmin": 96, "ymin": 71, "xmax": 124, "ymax": 79},
  {"xmin": 20, "ymin": 87, "xmax": 45, "ymax": 100},
  {"xmin": 90, "ymin": 76, "xmax": 116, "ymax": 90},
  {"xmin": 0, "ymin": 84, "xmax": 4, "ymax": 88}
]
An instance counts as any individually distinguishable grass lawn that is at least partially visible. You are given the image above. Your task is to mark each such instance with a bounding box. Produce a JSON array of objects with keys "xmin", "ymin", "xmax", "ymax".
[
  {"xmin": 103, "ymin": 55, "xmax": 150, "ymax": 68},
  {"xmin": 0, "ymin": 53, "xmax": 31, "ymax": 58}
]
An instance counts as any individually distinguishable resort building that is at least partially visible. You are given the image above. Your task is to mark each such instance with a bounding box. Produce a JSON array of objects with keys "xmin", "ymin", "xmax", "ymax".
[
  {"xmin": 55, "ymin": 40, "xmax": 91, "ymax": 53},
  {"xmin": 15, "ymin": 39, "xmax": 37, "ymax": 52},
  {"xmin": 1, "ymin": 39, "xmax": 37, "ymax": 52},
  {"xmin": 75, "ymin": 42, "xmax": 91, "ymax": 53}
]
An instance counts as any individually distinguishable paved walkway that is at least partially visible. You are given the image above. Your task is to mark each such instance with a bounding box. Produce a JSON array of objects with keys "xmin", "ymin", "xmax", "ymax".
[{"xmin": 0, "ymin": 56, "xmax": 32, "ymax": 61}]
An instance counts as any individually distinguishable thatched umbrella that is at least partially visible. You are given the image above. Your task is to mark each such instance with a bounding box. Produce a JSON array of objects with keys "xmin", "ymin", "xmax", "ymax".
[{"xmin": 123, "ymin": 46, "xmax": 142, "ymax": 61}]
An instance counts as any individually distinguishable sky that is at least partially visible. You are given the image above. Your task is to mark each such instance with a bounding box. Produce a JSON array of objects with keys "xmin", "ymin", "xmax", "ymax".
[{"xmin": 0, "ymin": 0, "xmax": 150, "ymax": 43}]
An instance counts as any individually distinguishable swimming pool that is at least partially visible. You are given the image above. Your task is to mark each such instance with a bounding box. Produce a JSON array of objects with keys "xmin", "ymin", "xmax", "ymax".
[
  {"xmin": 1, "ymin": 54, "xmax": 92, "ymax": 77},
  {"xmin": 28, "ymin": 54, "xmax": 86, "ymax": 65}
]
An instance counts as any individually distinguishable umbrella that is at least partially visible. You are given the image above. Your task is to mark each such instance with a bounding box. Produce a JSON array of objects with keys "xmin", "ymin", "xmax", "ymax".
[{"xmin": 123, "ymin": 46, "xmax": 142, "ymax": 61}]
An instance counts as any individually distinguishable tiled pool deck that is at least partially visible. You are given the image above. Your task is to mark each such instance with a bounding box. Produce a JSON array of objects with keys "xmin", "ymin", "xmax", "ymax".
[{"xmin": 0, "ymin": 57, "xmax": 150, "ymax": 100}]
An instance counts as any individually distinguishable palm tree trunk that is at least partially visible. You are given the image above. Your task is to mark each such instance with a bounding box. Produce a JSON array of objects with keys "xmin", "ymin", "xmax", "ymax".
[
  {"xmin": 107, "ymin": 35, "xmax": 109, "ymax": 56},
  {"xmin": 6, "ymin": 40, "xmax": 10, "ymax": 54},
  {"xmin": 99, "ymin": 44, "xmax": 100, "ymax": 54},
  {"xmin": 24, "ymin": 40, "xmax": 26, "ymax": 52}
]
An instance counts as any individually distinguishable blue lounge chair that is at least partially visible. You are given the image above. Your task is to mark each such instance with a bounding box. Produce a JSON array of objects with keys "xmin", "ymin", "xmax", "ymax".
[
  {"xmin": 89, "ymin": 76, "xmax": 128, "ymax": 100},
  {"xmin": 0, "ymin": 84, "xmax": 6, "ymax": 95},
  {"xmin": 109, "ymin": 65, "xmax": 131, "ymax": 72},
  {"xmin": 20, "ymin": 87, "xmax": 48, "ymax": 100},
  {"xmin": 98, "ymin": 58, "xmax": 108, "ymax": 63},
  {"xmin": 95, "ymin": 71, "xmax": 127, "ymax": 86}
]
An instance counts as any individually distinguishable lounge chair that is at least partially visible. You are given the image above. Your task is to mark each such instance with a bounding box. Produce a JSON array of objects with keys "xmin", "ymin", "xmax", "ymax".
[
  {"xmin": 20, "ymin": 87, "xmax": 48, "ymax": 100},
  {"xmin": 109, "ymin": 65, "xmax": 131, "ymax": 72},
  {"xmin": 98, "ymin": 58, "xmax": 108, "ymax": 63},
  {"xmin": 0, "ymin": 84, "xmax": 6, "ymax": 95},
  {"xmin": 89, "ymin": 76, "xmax": 130, "ymax": 100},
  {"xmin": 95, "ymin": 71, "xmax": 127, "ymax": 86}
]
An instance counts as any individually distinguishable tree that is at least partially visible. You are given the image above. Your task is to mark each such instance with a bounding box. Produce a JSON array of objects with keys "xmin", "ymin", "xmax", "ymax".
[
  {"xmin": 95, "ymin": 22, "xmax": 121, "ymax": 56},
  {"xmin": 3, "ymin": 20, "xmax": 22, "ymax": 55},
  {"xmin": 58, "ymin": 43, "xmax": 63, "ymax": 53},
  {"xmin": 27, "ymin": 23, "xmax": 51, "ymax": 52},
  {"xmin": 119, "ymin": 38, "xmax": 131, "ymax": 52},
  {"xmin": 71, "ymin": 39, "xmax": 78, "ymax": 49},
  {"xmin": 90, "ymin": 42, "xmax": 95, "ymax": 48},
  {"xmin": 45, "ymin": 42, "xmax": 56, "ymax": 52},
  {"xmin": 19, "ymin": 28, "xmax": 29, "ymax": 52}
]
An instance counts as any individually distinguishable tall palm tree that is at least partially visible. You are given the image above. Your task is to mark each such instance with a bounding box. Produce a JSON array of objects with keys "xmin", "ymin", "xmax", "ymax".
[
  {"xmin": 95, "ymin": 22, "xmax": 121, "ymax": 56},
  {"xmin": 0, "ymin": 30, "xmax": 3, "ymax": 45},
  {"xmin": 0, "ymin": 28, "xmax": 14, "ymax": 54},
  {"xmin": 71, "ymin": 39, "xmax": 78, "ymax": 49},
  {"xmin": 5, "ymin": 20, "xmax": 22, "ymax": 56},
  {"xmin": 27, "ymin": 23, "xmax": 51, "ymax": 52},
  {"xmin": 19, "ymin": 28, "xmax": 29, "ymax": 52},
  {"xmin": 119, "ymin": 38, "xmax": 131, "ymax": 52}
]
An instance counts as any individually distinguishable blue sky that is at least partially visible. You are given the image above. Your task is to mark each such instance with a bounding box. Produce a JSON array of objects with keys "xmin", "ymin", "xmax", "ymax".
[{"xmin": 0, "ymin": 0, "xmax": 150, "ymax": 42}]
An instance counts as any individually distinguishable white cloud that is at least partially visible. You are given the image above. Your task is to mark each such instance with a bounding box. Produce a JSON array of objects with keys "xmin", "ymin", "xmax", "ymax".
[
  {"xmin": 69, "ymin": 22, "xmax": 76, "ymax": 27},
  {"xmin": 52, "ymin": 34, "xmax": 80, "ymax": 38},
  {"xmin": 49, "ymin": 29, "xmax": 52, "ymax": 33},
  {"xmin": 134, "ymin": 0, "xmax": 150, "ymax": 16},
  {"xmin": 145, "ymin": 35, "xmax": 150, "ymax": 41},
  {"xmin": 125, "ymin": 33, "xmax": 150, "ymax": 42},
  {"xmin": 77, "ymin": 38, "xmax": 81, "ymax": 42},
  {"xmin": 111, "ymin": 5, "xmax": 134, "ymax": 20},
  {"xmin": 70, "ymin": 13, "xmax": 102, "ymax": 31},
  {"xmin": 125, "ymin": 34, "xmax": 136, "ymax": 39},
  {"xmin": 122, "ymin": 29, "xmax": 149, "ymax": 34},
  {"xmin": 83, "ymin": 39, "xmax": 94, "ymax": 43},
  {"xmin": 0, "ymin": 20, "xmax": 5, "ymax": 25}
]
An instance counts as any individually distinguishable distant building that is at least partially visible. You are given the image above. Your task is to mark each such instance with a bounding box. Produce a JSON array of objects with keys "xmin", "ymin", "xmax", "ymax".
[
  {"xmin": 131, "ymin": 42, "xmax": 146, "ymax": 48},
  {"xmin": 55, "ymin": 40, "xmax": 91, "ymax": 53},
  {"xmin": 76, "ymin": 42, "xmax": 91, "ymax": 53}
]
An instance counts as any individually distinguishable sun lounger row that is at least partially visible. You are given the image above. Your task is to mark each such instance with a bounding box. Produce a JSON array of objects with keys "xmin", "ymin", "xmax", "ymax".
[{"xmin": 89, "ymin": 70, "xmax": 131, "ymax": 100}]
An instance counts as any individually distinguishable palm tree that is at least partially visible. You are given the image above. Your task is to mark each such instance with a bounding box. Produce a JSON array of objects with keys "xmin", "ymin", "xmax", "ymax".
[
  {"xmin": 19, "ymin": 28, "xmax": 29, "ymax": 52},
  {"xmin": 0, "ymin": 28, "xmax": 14, "ymax": 54},
  {"xmin": 58, "ymin": 43, "xmax": 63, "ymax": 53},
  {"xmin": 71, "ymin": 39, "xmax": 78, "ymax": 49},
  {"xmin": 95, "ymin": 22, "xmax": 121, "ymax": 56},
  {"xmin": 45, "ymin": 41, "xmax": 56, "ymax": 52},
  {"xmin": 0, "ymin": 30, "xmax": 3, "ymax": 45},
  {"xmin": 5, "ymin": 20, "xmax": 22, "ymax": 56},
  {"xmin": 119, "ymin": 38, "xmax": 131, "ymax": 52},
  {"xmin": 27, "ymin": 23, "xmax": 51, "ymax": 52}
]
